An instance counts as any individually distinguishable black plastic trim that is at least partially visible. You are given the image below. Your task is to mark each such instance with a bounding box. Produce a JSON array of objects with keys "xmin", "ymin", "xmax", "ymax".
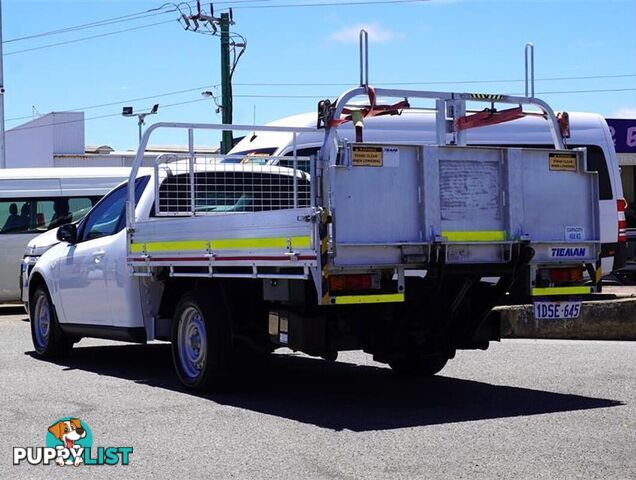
[
  {"xmin": 59, "ymin": 323, "xmax": 146, "ymax": 343},
  {"xmin": 607, "ymin": 241, "xmax": 627, "ymax": 270}
]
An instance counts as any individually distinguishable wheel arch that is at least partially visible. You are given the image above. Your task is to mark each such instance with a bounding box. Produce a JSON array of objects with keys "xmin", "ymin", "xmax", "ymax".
[
  {"xmin": 155, "ymin": 277, "xmax": 231, "ymax": 341},
  {"xmin": 28, "ymin": 271, "xmax": 49, "ymax": 302}
]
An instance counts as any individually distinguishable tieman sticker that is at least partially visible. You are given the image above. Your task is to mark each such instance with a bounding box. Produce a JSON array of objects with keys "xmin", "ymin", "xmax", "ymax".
[{"xmin": 550, "ymin": 247, "xmax": 587, "ymax": 258}]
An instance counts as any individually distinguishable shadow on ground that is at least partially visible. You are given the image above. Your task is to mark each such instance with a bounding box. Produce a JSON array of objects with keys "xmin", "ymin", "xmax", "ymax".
[
  {"xmin": 0, "ymin": 305, "xmax": 27, "ymax": 317},
  {"xmin": 28, "ymin": 343, "xmax": 622, "ymax": 432}
]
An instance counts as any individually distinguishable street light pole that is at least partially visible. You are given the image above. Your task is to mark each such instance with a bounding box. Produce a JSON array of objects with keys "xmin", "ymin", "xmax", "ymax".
[
  {"xmin": 0, "ymin": 0, "xmax": 6, "ymax": 169},
  {"xmin": 122, "ymin": 104, "xmax": 159, "ymax": 146}
]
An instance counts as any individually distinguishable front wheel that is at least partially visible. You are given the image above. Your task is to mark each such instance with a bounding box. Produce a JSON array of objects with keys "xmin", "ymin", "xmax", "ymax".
[
  {"xmin": 30, "ymin": 286, "xmax": 74, "ymax": 358},
  {"xmin": 388, "ymin": 354, "xmax": 448, "ymax": 377},
  {"xmin": 171, "ymin": 289, "xmax": 232, "ymax": 390}
]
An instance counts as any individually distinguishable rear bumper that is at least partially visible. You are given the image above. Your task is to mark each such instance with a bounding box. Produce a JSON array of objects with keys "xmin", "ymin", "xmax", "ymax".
[{"xmin": 531, "ymin": 286, "xmax": 592, "ymax": 296}]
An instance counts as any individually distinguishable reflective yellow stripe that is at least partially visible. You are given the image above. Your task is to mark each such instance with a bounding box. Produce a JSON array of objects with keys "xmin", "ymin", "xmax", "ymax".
[
  {"xmin": 130, "ymin": 235, "xmax": 311, "ymax": 253},
  {"xmin": 441, "ymin": 230, "xmax": 506, "ymax": 242},
  {"xmin": 332, "ymin": 293, "xmax": 405, "ymax": 304},
  {"xmin": 130, "ymin": 240, "xmax": 207, "ymax": 253},
  {"xmin": 531, "ymin": 286, "xmax": 591, "ymax": 296}
]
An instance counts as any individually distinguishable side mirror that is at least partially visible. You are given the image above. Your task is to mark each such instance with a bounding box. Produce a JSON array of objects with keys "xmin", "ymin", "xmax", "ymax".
[{"xmin": 56, "ymin": 223, "xmax": 78, "ymax": 244}]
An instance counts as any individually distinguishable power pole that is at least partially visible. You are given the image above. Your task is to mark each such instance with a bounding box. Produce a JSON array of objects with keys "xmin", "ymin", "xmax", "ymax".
[
  {"xmin": 219, "ymin": 12, "xmax": 232, "ymax": 154},
  {"xmin": 182, "ymin": 4, "xmax": 242, "ymax": 154},
  {"xmin": 0, "ymin": 0, "xmax": 6, "ymax": 169}
]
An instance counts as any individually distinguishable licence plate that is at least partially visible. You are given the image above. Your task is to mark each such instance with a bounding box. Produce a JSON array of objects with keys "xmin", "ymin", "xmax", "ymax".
[{"xmin": 533, "ymin": 301, "xmax": 581, "ymax": 319}]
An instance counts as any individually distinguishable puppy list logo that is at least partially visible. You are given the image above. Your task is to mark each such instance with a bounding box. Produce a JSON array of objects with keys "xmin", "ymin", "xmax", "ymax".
[{"xmin": 13, "ymin": 417, "xmax": 133, "ymax": 466}]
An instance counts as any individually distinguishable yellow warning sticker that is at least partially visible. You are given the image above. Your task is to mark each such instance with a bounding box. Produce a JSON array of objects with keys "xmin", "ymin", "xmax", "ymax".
[
  {"xmin": 352, "ymin": 145, "xmax": 383, "ymax": 167},
  {"xmin": 549, "ymin": 153, "xmax": 577, "ymax": 172}
]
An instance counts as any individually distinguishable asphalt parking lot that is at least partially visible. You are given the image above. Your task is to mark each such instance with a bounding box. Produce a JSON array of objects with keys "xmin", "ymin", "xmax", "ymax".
[{"xmin": 1, "ymin": 306, "xmax": 634, "ymax": 479}]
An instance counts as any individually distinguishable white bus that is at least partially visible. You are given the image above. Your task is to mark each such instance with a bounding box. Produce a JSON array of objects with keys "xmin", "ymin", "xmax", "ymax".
[{"xmin": 0, "ymin": 168, "xmax": 132, "ymax": 303}]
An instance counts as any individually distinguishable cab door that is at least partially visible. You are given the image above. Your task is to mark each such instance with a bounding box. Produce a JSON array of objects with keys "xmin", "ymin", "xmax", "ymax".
[
  {"xmin": 56, "ymin": 183, "xmax": 130, "ymax": 326},
  {"xmin": 56, "ymin": 178, "xmax": 149, "ymax": 328}
]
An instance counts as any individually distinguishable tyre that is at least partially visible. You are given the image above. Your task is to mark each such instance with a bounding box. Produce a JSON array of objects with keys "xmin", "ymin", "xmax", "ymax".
[
  {"xmin": 171, "ymin": 288, "xmax": 232, "ymax": 390},
  {"xmin": 30, "ymin": 285, "xmax": 74, "ymax": 358},
  {"xmin": 388, "ymin": 353, "xmax": 448, "ymax": 377}
]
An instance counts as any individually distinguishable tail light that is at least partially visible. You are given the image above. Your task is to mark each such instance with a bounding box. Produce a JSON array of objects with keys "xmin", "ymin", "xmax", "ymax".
[
  {"xmin": 328, "ymin": 274, "xmax": 379, "ymax": 292},
  {"xmin": 548, "ymin": 267, "xmax": 583, "ymax": 284},
  {"xmin": 617, "ymin": 198, "xmax": 627, "ymax": 243}
]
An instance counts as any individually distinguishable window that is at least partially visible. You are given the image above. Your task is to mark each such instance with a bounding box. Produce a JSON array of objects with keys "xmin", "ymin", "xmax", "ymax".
[
  {"xmin": 0, "ymin": 196, "xmax": 100, "ymax": 235},
  {"xmin": 583, "ymin": 145, "xmax": 613, "ymax": 201},
  {"xmin": 279, "ymin": 147, "xmax": 319, "ymax": 173},
  {"xmin": 222, "ymin": 148, "xmax": 277, "ymax": 164},
  {"xmin": 79, "ymin": 176, "xmax": 149, "ymax": 241}
]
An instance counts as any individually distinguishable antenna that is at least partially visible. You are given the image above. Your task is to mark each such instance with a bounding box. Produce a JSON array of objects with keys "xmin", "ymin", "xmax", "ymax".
[
  {"xmin": 359, "ymin": 29, "xmax": 369, "ymax": 87},
  {"xmin": 250, "ymin": 104, "xmax": 257, "ymax": 141},
  {"xmin": 525, "ymin": 43, "xmax": 535, "ymax": 97}
]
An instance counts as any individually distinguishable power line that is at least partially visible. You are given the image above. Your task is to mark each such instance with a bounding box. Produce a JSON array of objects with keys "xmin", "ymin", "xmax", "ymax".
[
  {"xmin": 2, "ymin": 0, "xmax": 419, "ymax": 50},
  {"xmin": 233, "ymin": 73, "xmax": 636, "ymax": 87},
  {"xmin": 7, "ymin": 74, "xmax": 635, "ymax": 123},
  {"xmin": 4, "ymin": 20, "xmax": 176, "ymax": 56},
  {"xmin": 232, "ymin": 87, "xmax": 636, "ymax": 98},
  {"xmin": 6, "ymin": 85, "xmax": 214, "ymax": 123},
  {"xmin": 535, "ymin": 87, "xmax": 636, "ymax": 95},
  {"xmin": 2, "ymin": 0, "xmax": 270, "ymax": 44},
  {"xmin": 6, "ymin": 85, "xmax": 635, "ymax": 134},
  {"xmin": 3, "ymin": 1, "xmax": 270, "ymax": 57},
  {"xmin": 7, "ymin": 97, "xmax": 211, "ymax": 133},
  {"xmin": 228, "ymin": 0, "xmax": 430, "ymax": 9},
  {"xmin": 3, "ymin": 8, "xmax": 173, "ymax": 44}
]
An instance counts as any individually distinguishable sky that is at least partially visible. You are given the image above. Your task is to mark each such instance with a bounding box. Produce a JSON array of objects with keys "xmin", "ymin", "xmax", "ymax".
[{"xmin": 2, "ymin": 0, "xmax": 635, "ymax": 151}]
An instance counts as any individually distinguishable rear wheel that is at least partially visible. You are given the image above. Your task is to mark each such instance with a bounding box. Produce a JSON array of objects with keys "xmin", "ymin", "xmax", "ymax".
[
  {"xmin": 171, "ymin": 289, "xmax": 232, "ymax": 390},
  {"xmin": 388, "ymin": 353, "xmax": 448, "ymax": 377},
  {"xmin": 30, "ymin": 286, "xmax": 73, "ymax": 358}
]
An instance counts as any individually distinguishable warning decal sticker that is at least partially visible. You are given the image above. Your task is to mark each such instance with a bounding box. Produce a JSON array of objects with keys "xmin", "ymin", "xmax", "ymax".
[
  {"xmin": 352, "ymin": 146, "xmax": 383, "ymax": 167},
  {"xmin": 549, "ymin": 153, "xmax": 577, "ymax": 172}
]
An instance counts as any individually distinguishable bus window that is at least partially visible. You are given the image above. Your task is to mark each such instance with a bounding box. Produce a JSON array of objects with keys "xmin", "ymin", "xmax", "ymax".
[{"xmin": 0, "ymin": 196, "xmax": 100, "ymax": 234}]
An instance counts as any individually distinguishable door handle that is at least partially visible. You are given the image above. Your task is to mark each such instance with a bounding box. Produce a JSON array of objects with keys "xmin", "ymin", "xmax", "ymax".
[{"xmin": 92, "ymin": 251, "xmax": 105, "ymax": 263}]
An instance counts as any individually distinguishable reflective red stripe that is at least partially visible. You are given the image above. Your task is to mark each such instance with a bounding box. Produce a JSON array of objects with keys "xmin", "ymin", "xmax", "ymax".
[
  {"xmin": 617, "ymin": 198, "xmax": 627, "ymax": 243},
  {"xmin": 127, "ymin": 255, "xmax": 317, "ymax": 263}
]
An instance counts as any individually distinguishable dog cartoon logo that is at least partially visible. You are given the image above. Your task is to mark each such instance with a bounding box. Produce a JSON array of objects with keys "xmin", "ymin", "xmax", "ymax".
[
  {"xmin": 46, "ymin": 418, "xmax": 90, "ymax": 466},
  {"xmin": 13, "ymin": 417, "xmax": 132, "ymax": 466}
]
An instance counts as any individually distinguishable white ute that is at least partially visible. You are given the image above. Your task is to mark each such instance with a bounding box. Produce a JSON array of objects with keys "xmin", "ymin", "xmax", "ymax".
[{"xmin": 28, "ymin": 86, "xmax": 608, "ymax": 390}]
